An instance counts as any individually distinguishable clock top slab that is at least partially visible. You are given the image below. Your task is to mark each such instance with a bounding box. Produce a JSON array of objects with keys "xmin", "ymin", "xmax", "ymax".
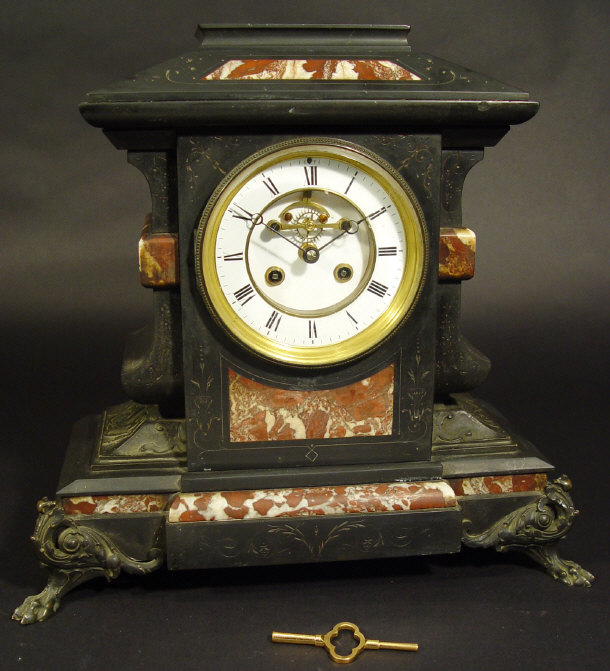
[{"xmin": 80, "ymin": 24, "xmax": 538, "ymax": 131}]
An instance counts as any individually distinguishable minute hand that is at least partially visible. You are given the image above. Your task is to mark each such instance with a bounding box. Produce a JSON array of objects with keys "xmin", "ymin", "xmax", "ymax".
[
  {"xmin": 317, "ymin": 207, "xmax": 385, "ymax": 254},
  {"xmin": 353, "ymin": 206, "xmax": 387, "ymax": 226}
]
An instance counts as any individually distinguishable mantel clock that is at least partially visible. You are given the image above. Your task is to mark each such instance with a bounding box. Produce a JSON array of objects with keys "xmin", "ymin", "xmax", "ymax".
[{"xmin": 14, "ymin": 24, "xmax": 593, "ymax": 624}]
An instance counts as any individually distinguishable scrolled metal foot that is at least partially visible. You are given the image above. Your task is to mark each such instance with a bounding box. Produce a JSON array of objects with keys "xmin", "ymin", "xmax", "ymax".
[
  {"xmin": 462, "ymin": 475, "xmax": 594, "ymax": 586},
  {"xmin": 13, "ymin": 498, "xmax": 163, "ymax": 624},
  {"xmin": 522, "ymin": 544, "xmax": 594, "ymax": 587},
  {"xmin": 13, "ymin": 572, "xmax": 74, "ymax": 624}
]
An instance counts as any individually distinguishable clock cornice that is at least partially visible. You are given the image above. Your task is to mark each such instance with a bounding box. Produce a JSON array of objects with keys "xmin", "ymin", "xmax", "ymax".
[{"xmin": 79, "ymin": 24, "xmax": 538, "ymax": 133}]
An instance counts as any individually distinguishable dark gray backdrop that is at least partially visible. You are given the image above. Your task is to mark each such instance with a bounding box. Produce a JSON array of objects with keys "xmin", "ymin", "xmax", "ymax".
[{"xmin": 1, "ymin": 2, "xmax": 608, "ymax": 670}]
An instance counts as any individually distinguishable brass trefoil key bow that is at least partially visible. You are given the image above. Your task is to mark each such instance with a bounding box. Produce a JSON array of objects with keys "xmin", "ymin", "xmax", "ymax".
[{"xmin": 271, "ymin": 621, "xmax": 419, "ymax": 664}]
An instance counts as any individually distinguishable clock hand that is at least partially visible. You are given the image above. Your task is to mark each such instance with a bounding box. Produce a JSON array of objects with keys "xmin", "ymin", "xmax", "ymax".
[
  {"xmin": 357, "ymin": 207, "xmax": 387, "ymax": 225},
  {"xmin": 232, "ymin": 203, "xmax": 304, "ymax": 253},
  {"xmin": 317, "ymin": 207, "xmax": 383, "ymax": 255},
  {"xmin": 258, "ymin": 218, "xmax": 303, "ymax": 252},
  {"xmin": 317, "ymin": 218, "xmax": 360, "ymax": 253},
  {"xmin": 317, "ymin": 229, "xmax": 347, "ymax": 253},
  {"xmin": 232, "ymin": 203, "xmax": 360, "ymax": 258},
  {"xmin": 229, "ymin": 203, "xmax": 256, "ymax": 222}
]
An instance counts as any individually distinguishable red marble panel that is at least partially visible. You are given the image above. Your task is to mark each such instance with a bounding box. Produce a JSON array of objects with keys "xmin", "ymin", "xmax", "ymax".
[
  {"xmin": 439, "ymin": 227, "xmax": 476, "ymax": 281},
  {"xmin": 203, "ymin": 59, "xmax": 421, "ymax": 81},
  {"xmin": 448, "ymin": 473, "xmax": 547, "ymax": 496},
  {"xmin": 62, "ymin": 494, "xmax": 169, "ymax": 515},
  {"xmin": 138, "ymin": 214, "xmax": 179, "ymax": 288},
  {"xmin": 168, "ymin": 481, "xmax": 457, "ymax": 523},
  {"xmin": 229, "ymin": 365, "xmax": 394, "ymax": 442}
]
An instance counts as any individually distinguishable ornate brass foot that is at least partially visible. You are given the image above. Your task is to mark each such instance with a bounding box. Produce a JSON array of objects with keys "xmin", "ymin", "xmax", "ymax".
[
  {"xmin": 13, "ymin": 498, "xmax": 163, "ymax": 624},
  {"xmin": 462, "ymin": 475, "xmax": 594, "ymax": 586},
  {"xmin": 521, "ymin": 544, "xmax": 594, "ymax": 587}
]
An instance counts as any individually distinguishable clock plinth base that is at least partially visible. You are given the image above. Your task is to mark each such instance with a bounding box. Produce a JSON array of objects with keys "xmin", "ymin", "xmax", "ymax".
[
  {"xmin": 165, "ymin": 480, "xmax": 463, "ymax": 569},
  {"xmin": 15, "ymin": 394, "xmax": 593, "ymax": 623}
]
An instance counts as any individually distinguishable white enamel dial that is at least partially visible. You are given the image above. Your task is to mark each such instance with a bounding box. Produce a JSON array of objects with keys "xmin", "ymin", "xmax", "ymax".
[{"xmin": 195, "ymin": 140, "xmax": 427, "ymax": 366}]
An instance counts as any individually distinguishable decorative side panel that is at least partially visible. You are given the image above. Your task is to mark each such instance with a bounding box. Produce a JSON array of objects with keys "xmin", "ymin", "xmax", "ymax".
[
  {"xmin": 435, "ymin": 283, "xmax": 491, "ymax": 395},
  {"xmin": 435, "ymin": 149, "xmax": 488, "ymax": 396},
  {"xmin": 229, "ymin": 365, "xmax": 394, "ymax": 442},
  {"xmin": 203, "ymin": 59, "xmax": 422, "ymax": 81},
  {"xmin": 121, "ymin": 150, "xmax": 183, "ymax": 408}
]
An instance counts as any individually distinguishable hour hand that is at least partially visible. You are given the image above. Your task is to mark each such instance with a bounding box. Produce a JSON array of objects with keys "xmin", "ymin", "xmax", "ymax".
[
  {"xmin": 229, "ymin": 204, "xmax": 256, "ymax": 223},
  {"xmin": 231, "ymin": 210, "xmax": 303, "ymax": 253},
  {"xmin": 228, "ymin": 204, "xmax": 267, "ymax": 230}
]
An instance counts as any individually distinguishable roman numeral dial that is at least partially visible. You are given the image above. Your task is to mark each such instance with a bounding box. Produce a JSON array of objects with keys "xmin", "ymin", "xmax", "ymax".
[
  {"xmin": 304, "ymin": 165, "xmax": 318, "ymax": 185},
  {"xmin": 262, "ymin": 176, "xmax": 279, "ymax": 195},
  {"xmin": 264, "ymin": 311, "xmax": 281, "ymax": 333},
  {"xmin": 233, "ymin": 283, "xmax": 255, "ymax": 305},
  {"xmin": 368, "ymin": 280, "xmax": 389, "ymax": 298},
  {"xmin": 196, "ymin": 139, "xmax": 426, "ymax": 366}
]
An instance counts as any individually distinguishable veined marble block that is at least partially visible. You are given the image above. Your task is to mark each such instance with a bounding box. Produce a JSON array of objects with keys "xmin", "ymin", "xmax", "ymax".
[
  {"xmin": 439, "ymin": 227, "xmax": 476, "ymax": 281},
  {"xmin": 229, "ymin": 365, "xmax": 394, "ymax": 442},
  {"xmin": 169, "ymin": 481, "xmax": 457, "ymax": 523},
  {"xmin": 448, "ymin": 474, "xmax": 547, "ymax": 496},
  {"xmin": 62, "ymin": 494, "xmax": 169, "ymax": 515},
  {"xmin": 204, "ymin": 59, "xmax": 421, "ymax": 81}
]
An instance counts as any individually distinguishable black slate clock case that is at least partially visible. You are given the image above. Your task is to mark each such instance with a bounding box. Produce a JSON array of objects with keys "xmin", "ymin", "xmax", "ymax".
[{"xmin": 12, "ymin": 25, "xmax": 593, "ymax": 625}]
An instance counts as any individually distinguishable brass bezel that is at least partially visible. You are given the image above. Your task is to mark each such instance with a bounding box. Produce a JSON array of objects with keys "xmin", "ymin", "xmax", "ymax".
[{"xmin": 194, "ymin": 138, "xmax": 428, "ymax": 367}]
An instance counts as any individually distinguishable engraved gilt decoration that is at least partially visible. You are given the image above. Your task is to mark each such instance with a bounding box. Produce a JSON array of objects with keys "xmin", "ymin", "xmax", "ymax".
[
  {"xmin": 376, "ymin": 135, "xmax": 435, "ymax": 200},
  {"xmin": 401, "ymin": 340, "xmax": 432, "ymax": 437},
  {"xmin": 267, "ymin": 520, "xmax": 377, "ymax": 558},
  {"xmin": 188, "ymin": 348, "xmax": 221, "ymax": 450}
]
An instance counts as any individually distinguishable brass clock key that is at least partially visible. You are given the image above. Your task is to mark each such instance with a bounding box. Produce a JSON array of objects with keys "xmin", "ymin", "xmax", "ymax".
[{"xmin": 271, "ymin": 621, "xmax": 418, "ymax": 664}]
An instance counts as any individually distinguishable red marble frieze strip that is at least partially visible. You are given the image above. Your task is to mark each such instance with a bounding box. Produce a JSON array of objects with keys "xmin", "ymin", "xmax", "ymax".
[
  {"xmin": 62, "ymin": 494, "xmax": 169, "ymax": 515},
  {"xmin": 203, "ymin": 59, "xmax": 422, "ymax": 81},
  {"xmin": 447, "ymin": 474, "xmax": 548, "ymax": 497},
  {"xmin": 168, "ymin": 481, "xmax": 457, "ymax": 523}
]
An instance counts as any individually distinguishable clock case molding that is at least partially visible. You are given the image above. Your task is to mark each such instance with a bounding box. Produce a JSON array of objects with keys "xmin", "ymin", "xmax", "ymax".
[{"xmin": 14, "ymin": 25, "xmax": 592, "ymax": 625}]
